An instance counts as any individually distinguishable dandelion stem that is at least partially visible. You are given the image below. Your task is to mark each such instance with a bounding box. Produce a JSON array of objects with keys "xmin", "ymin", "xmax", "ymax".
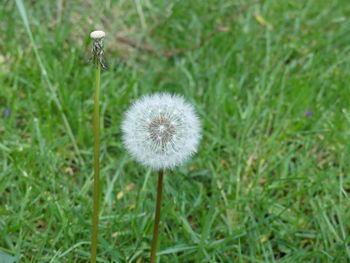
[
  {"xmin": 150, "ymin": 169, "xmax": 164, "ymax": 263},
  {"xmin": 91, "ymin": 63, "xmax": 101, "ymax": 263}
]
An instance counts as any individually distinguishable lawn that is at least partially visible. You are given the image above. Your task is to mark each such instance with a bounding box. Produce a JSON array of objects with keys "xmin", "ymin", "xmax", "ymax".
[{"xmin": 1, "ymin": 0, "xmax": 350, "ymax": 262}]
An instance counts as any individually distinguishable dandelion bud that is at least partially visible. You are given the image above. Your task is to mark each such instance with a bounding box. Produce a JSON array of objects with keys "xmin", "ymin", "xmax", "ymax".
[{"xmin": 122, "ymin": 93, "xmax": 201, "ymax": 170}]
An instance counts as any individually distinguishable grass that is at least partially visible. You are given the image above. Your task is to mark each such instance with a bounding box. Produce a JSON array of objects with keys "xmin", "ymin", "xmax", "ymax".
[{"xmin": 1, "ymin": 0, "xmax": 350, "ymax": 262}]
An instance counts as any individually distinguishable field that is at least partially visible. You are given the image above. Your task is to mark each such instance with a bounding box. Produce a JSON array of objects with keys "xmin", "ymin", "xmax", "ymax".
[{"xmin": 1, "ymin": 0, "xmax": 350, "ymax": 262}]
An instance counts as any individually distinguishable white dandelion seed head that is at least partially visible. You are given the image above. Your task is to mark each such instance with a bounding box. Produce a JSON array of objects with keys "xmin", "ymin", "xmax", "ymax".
[
  {"xmin": 90, "ymin": 30, "xmax": 106, "ymax": 39},
  {"xmin": 122, "ymin": 93, "xmax": 201, "ymax": 170}
]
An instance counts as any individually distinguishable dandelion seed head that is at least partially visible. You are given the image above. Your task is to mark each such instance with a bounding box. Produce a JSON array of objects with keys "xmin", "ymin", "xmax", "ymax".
[
  {"xmin": 122, "ymin": 93, "xmax": 201, "ymax": 170},
  {"xmin": 90, "ymin": 30, "xmax": 107, "ymax": 69},
  {"xmin": 90, "ymin": 30, "xmax": 106, "ymax": 39}
]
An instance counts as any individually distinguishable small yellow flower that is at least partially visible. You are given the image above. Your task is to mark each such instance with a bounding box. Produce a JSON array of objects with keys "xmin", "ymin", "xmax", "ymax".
[
  {"xmin": 117, "ymin": 191, "xmax": 124, "ymax": 200},
  {"xmin": 260, "ymin": 236, "xmax": 268, "ymax": 243}
]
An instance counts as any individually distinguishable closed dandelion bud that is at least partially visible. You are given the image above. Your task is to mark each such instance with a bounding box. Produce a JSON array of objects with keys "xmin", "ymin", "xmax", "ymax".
[{"xmin": 122, "ymin": 93, "xmax": 201, "ymax": 170}]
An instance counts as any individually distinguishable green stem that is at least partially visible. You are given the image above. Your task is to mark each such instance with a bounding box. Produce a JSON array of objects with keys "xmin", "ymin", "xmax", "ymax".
[
  {"xmin": 91, "ymin": 63, "xmax": 101, "ymax": 263},
  {"xmin": 150, "ymin": 169, "xmax": 164, "ymax": 263}
]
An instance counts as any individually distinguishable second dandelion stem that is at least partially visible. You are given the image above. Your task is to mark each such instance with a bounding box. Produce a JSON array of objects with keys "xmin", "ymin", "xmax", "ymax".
[
  {"xmin": 150, "ymin": 169, "xmax": 164, "ymax": 263},
  {"xmin": 91, "ymin": 63, "xmax": 101, "ymax": 263}
]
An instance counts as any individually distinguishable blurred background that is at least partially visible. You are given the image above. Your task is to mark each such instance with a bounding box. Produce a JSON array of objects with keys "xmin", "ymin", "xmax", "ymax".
[{"xmin": 1, "ymin": 0, "xmax": 350, "ymax": 262}]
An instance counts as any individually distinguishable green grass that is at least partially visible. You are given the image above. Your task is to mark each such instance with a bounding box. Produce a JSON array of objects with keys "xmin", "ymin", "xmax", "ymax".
[{"xmin": 1, "ymin": 0, "xmax": 350, "ymax": 262}]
